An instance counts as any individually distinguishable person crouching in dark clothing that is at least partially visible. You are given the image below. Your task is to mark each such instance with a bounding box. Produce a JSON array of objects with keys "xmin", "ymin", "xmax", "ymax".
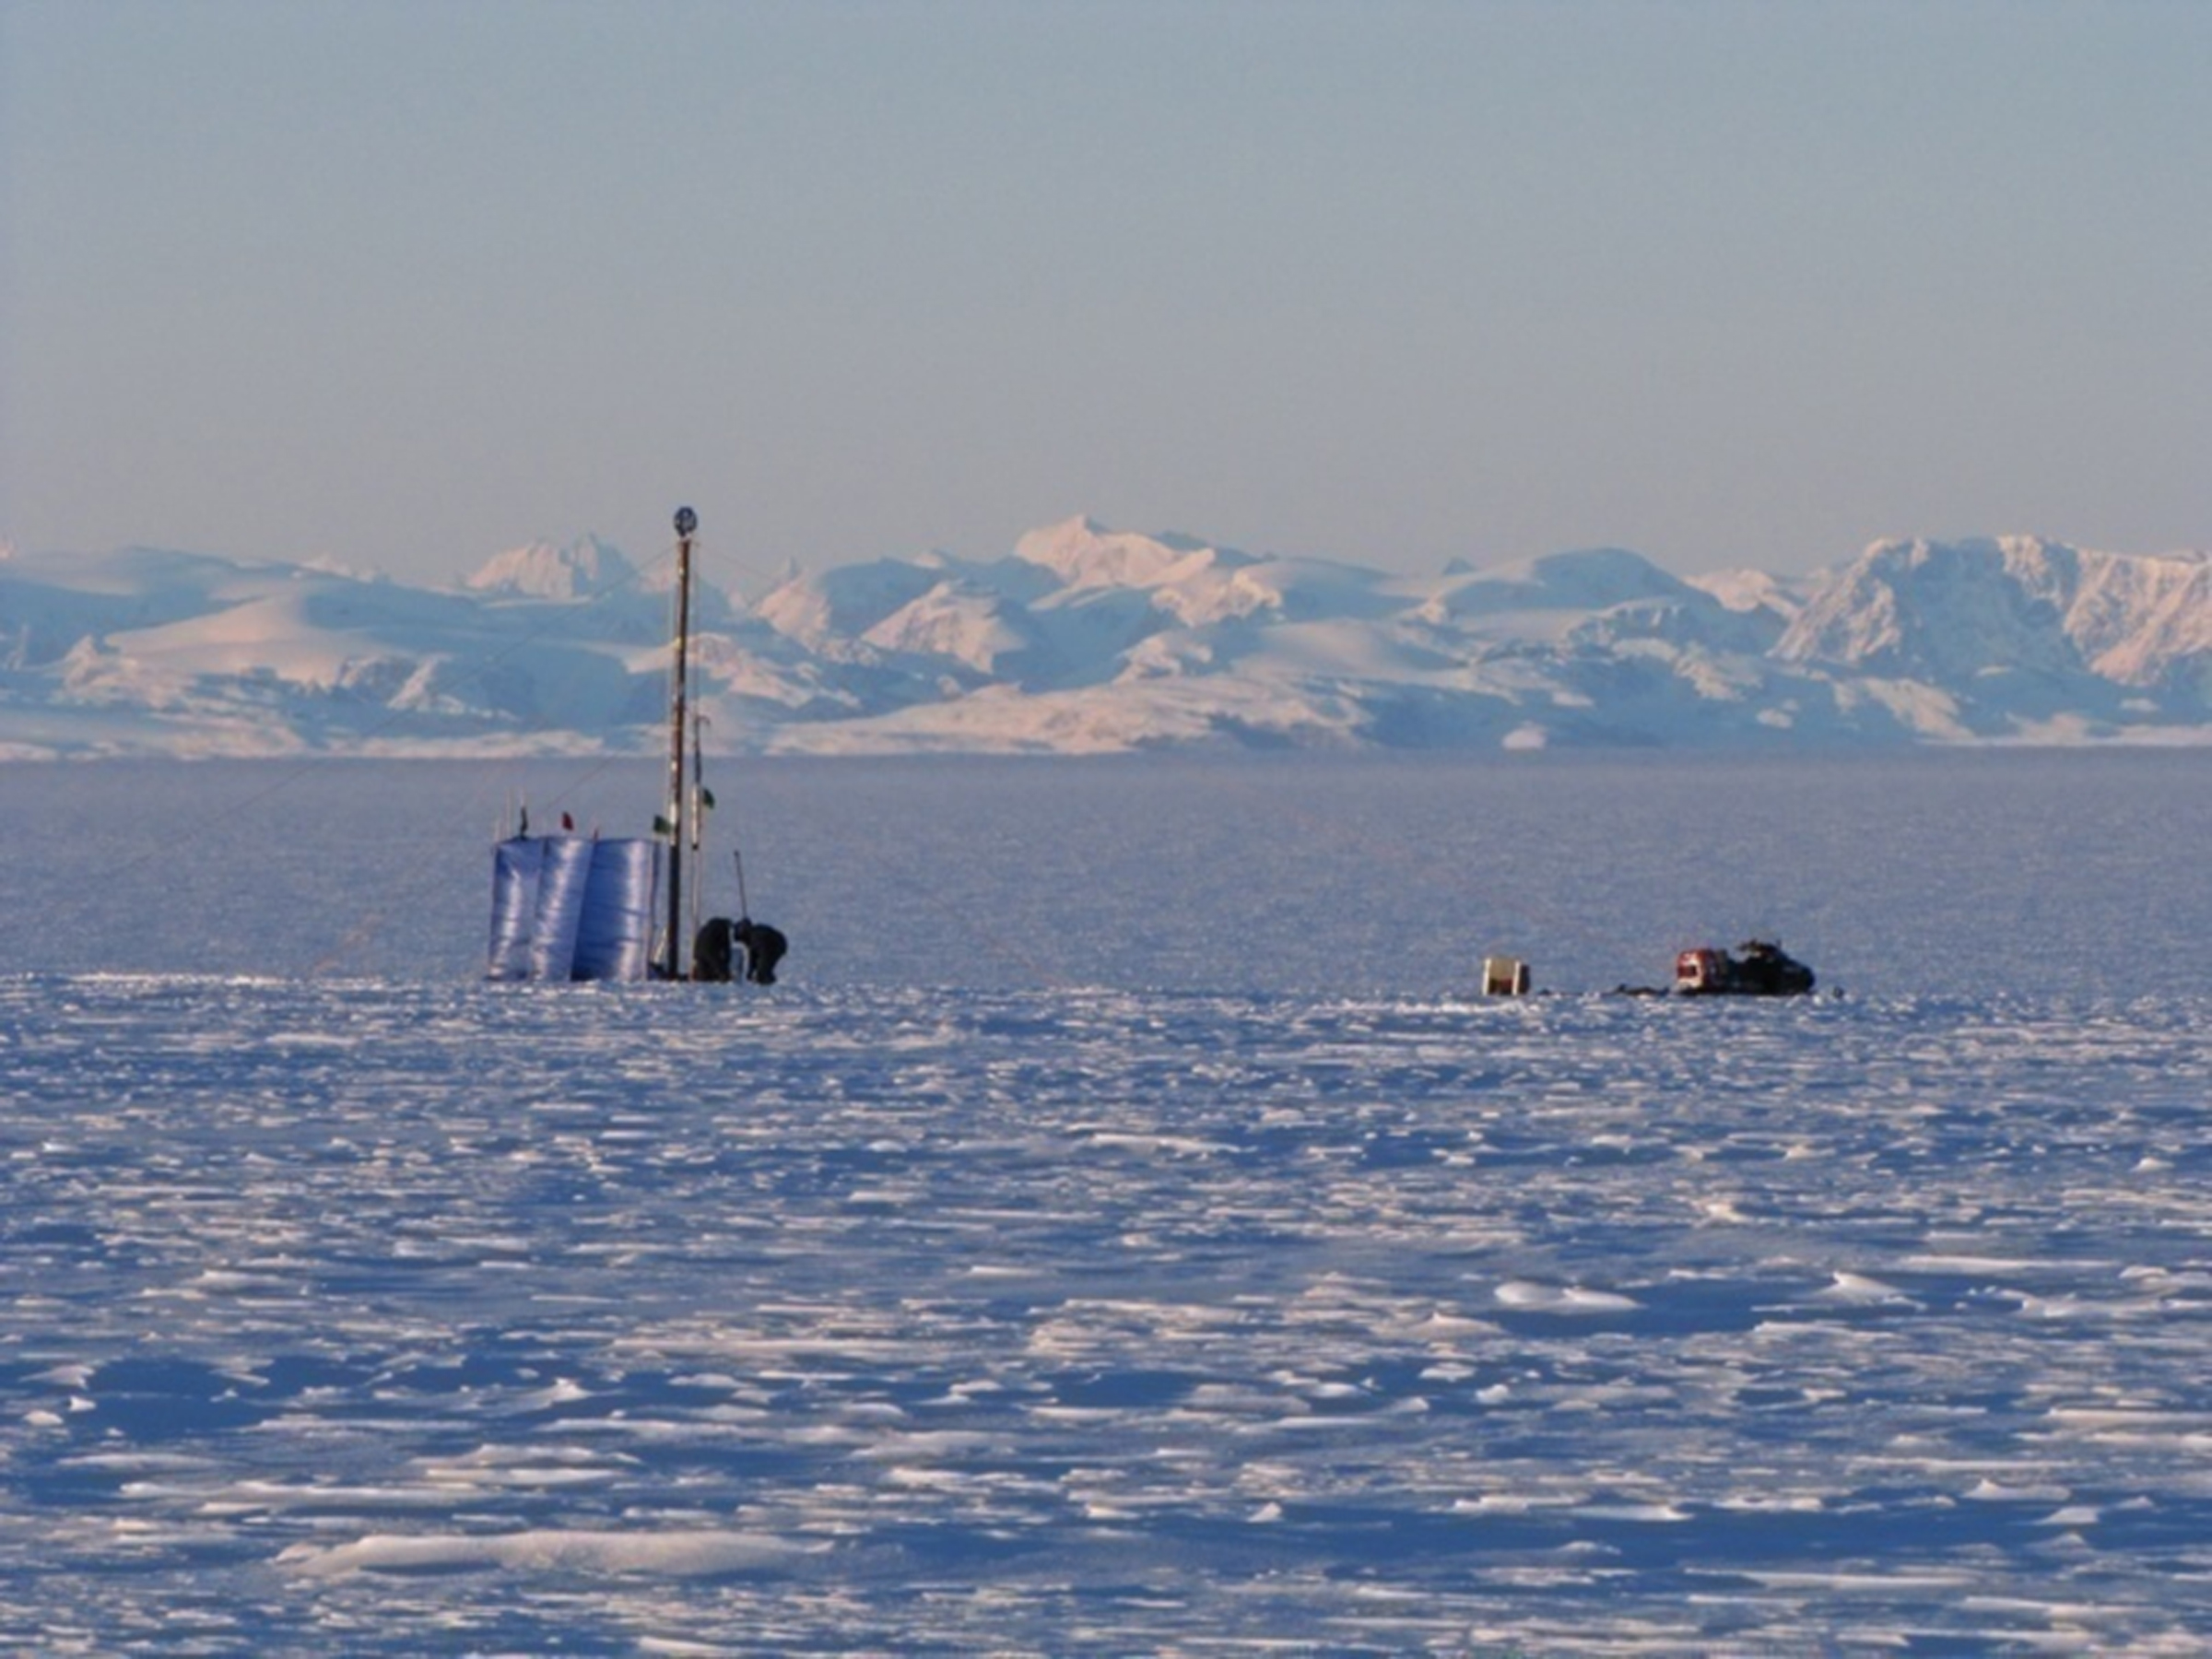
[{"xmin": 733, "ymin": 919, "xmax": 787, "ymax": 985}]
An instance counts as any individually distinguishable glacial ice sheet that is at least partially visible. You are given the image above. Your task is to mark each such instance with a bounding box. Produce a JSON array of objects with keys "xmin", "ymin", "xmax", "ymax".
[{"xmin": 3, "ymin": 975, "xmax": 2208, "ymax": 1653}]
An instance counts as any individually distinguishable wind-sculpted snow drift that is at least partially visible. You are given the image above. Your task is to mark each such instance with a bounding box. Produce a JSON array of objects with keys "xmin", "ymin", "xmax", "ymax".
[{"xmin": 3, "ymin": 517, "xmax": 2208, "ymax": 757}]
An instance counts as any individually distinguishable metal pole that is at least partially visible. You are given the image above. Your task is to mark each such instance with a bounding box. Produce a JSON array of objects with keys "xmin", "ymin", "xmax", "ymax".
[
  {"xmin": 690, "ymin": 710, "xmax": 709, "ymax": 946},
  {"xmin": 664, "ymin": 506, "xmax": 697, "ymax": 978}
]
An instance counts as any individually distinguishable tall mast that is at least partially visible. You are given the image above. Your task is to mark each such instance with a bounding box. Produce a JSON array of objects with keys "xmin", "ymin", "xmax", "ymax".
[{"xmin": 663, "ymin": 505, "xmax": 697, "ymax": 979}]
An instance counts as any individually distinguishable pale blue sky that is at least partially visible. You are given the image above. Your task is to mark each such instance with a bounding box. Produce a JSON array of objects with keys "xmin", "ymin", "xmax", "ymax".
[{"xmin": 4, "ymin": 0, "xmax": 2208, "ymax": 585}]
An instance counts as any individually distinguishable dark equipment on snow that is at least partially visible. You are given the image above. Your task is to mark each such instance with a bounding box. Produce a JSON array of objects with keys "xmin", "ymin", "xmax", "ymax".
[{"xmin": 1674, "ymin": 939, "xmax": 1816, "ymax": 997}]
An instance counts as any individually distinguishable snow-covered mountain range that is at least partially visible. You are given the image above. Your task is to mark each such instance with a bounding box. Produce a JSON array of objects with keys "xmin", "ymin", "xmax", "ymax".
[{"xmin": 4, "ymin": 517, "xmax": 2208, "ymax": 758}]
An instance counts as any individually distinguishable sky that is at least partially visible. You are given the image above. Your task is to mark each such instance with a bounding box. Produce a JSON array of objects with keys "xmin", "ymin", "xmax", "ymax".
[{"xmin": 4, "ymin": 0, "xmax": 2209, "ymax": 589}]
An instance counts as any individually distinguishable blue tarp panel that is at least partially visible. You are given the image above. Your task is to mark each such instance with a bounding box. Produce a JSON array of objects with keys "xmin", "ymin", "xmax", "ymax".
[
  {"xmin": 573, "ymin": 839, "xmax": 659, "ymax": 982},
  {"xmin": 487, "ymin": 838, "xmax": 546, "ymax": 982},
  {"xmin": 488, "ymin": 836, "xmax": 659, "ymax": 982},
  {"xmin": 526, "ymin": 835, "xmax": 594, "ymax": 981}
]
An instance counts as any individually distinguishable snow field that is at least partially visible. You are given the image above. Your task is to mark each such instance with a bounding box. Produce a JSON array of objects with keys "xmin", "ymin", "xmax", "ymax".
[{"xmin": 3, "ymin": 976, "xmax": 2207, "ymax": 1653}]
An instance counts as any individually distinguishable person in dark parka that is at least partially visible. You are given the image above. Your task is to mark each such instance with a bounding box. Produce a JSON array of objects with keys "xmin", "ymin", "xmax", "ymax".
[
  {"xmin": 733, "ymin": 919, "xmax": 787, "ymax": 985},
  {"xmin": 692, "ymin": 916, "xmax": 736, "ymax": 982}
]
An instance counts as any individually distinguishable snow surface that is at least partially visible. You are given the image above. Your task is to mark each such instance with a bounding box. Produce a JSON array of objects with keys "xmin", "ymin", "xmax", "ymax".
[{"xmin": 3, "ymin": 754, "xmax": 2210, "ymax": 1653}]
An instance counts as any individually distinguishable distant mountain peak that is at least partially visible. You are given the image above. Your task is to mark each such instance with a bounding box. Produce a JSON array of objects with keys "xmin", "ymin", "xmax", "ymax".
[
  {"xmin": 1013, "ymin": 516, "xmax": 1224, "ymax": 590},
  {"xmin": 465, "ymin": 535, "xmax": 636, "ymax": 600},
  {"xmin": 1771, "ymin": 534, "xmax": 2212, "ymax": 691},
  {"xmin": 1418, "ymin": 545, "xmax": 1690, "ymax": 623}
]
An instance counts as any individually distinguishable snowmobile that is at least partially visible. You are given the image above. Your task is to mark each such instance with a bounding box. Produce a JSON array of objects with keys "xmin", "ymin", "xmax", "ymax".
[{"xmin": 1674, "ymin": 939, "xmax": 1816, "ymax": 997}]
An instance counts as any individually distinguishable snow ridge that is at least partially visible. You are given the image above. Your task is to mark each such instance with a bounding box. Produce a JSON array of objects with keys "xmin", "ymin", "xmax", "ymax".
[{"xmin": 4, "ymin": 518, "xmax": 2209, "ymax": 758}]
